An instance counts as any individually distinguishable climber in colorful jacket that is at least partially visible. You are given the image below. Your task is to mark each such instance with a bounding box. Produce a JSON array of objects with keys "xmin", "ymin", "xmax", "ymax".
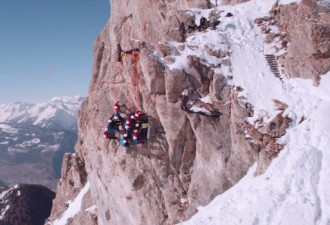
[
  {"xmin": 132, "ymin": 128, "xmax": 142, "ymax": 144},
  {"xmin": 134, "ymin": 110, "xmax": 149, "ymax": 141},
  {"xmin": 187, "ymin": 19, "xmax": 197, "ymax": 33},
  {"xmin": 124, "ymin": 117, "xmax": 134, "ymax": 136},
  {"xmin": 134, "ymin": 121, "xmax": 141, "ymax": 130},
  {"xmin": 133, "ymin": 110, "xmax": 142, "ymax": 132},
  {"xmin": 120, "ymin": 133, "xmax": 129, "ymax": 147},
  {"xmin": 128, "ymin": 113, "xmax": 136, "ymax": 126},
  {"xmin": 134, "ymin": 110, "xmax": 142, "ymax": 121},
  {"xmin": 111, "ymin": 101, "xmax": 124, "ymax": 126},
  {"xmin": 103, "ymin": 130, "xmax": 112, "ymax": 139},
  {"xmin": 103, "ymin": 119, "xmax": 119, "ymax": 139}
]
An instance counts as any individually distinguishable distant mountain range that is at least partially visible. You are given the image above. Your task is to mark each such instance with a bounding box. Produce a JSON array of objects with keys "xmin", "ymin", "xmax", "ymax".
[{"xmin": 0, "ymin": 96, "xmax": 84, "ymax": 190}]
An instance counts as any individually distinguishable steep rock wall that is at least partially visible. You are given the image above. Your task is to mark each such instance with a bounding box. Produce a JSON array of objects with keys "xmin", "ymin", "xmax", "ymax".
[
  {"xmin": 47, "ymin": 0, "xmax": 297, "ymax": 225},
  {"xmin": 271, "ymin": 0, "xmax": 330, "ymax": 84}
]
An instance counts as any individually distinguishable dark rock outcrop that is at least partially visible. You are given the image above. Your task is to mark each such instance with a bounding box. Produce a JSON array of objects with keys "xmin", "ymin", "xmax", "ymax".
[{"xmin": 0, "ymin": 184, "xmax": 55, "ymax": 225}]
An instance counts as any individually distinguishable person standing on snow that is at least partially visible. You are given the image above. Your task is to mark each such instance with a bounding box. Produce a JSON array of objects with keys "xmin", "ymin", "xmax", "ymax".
[{"xmin": 198, "ymin": 17, "xmax": 208, "ymax": 31}]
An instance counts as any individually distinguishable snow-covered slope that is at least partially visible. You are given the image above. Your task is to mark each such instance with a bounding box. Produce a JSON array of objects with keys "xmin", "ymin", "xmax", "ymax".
[
  {"xmin": 0, "ymin": 95, "xmax": 84, "ymax": 130},
  {"xmin": 178, "ymin": 0, "xmax": 330, "ymax": 224}
]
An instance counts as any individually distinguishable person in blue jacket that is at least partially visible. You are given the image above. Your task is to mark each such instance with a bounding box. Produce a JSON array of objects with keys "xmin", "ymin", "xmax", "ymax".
[{"xmin": 120, "ymin": 133, "xmax": 129, "ymax": 147}]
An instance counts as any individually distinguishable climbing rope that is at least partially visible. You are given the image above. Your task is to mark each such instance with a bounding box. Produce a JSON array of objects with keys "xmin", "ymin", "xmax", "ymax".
[
  {"xmin": 135, "ymin": 55, "xmax": 142, "ymax": 110},
  {"xmin": 121, "ymin": 53, "xmax": 127, "ymax": 74},
  {"xmin": 103, "ymin": 50, "xmax": 142, "ymax": 115},
  {"xmin": 130, "ymin": 51, "xmax": 142, "ymax": 111}
]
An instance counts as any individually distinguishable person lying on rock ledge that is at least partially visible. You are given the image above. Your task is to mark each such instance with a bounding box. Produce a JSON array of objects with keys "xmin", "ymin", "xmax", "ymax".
[{"xmin": 180, "ymin": 89, "xmax": 221, "ymax": 117}]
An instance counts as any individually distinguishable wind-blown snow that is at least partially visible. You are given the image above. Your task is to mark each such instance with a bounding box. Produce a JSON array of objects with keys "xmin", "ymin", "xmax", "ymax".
[
  {"xmin": 51, "ymin": 181, "xmax": 90, "ymax": 225},
  {"xmin": 174, "ymin": 0, "xmax": 330, "ymax": 224}
]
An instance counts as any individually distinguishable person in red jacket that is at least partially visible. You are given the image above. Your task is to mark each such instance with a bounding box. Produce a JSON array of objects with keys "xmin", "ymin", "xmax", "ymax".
[
  {"xmin": 124, "ymin": 117, "xmax": 134, "ymax": 137},
  {"xmin": 111, "ymin": 101, "xmax": 124, "ymax": 127},
  {"xmin": 132, "ymin": 128, "xmax": 142, "ymax": 144},
  {"xmin": 134, "ymin": 110, "xmax": 142, "ymax": 121}
]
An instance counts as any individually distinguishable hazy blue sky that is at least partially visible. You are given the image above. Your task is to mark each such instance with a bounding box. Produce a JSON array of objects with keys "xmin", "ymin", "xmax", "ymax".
[{"xmin": 0, "ymin": 0, "xmax": 109, "ymax": 104}]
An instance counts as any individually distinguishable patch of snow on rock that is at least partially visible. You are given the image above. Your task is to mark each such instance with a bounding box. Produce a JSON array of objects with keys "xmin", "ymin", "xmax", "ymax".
[
  {"xmin": 51, "ymin": 181, "xmax": 90, "ymax": 225},
  {"xmin": 85, "ymin": 205, "xmax": 97, "ymax": 214}
]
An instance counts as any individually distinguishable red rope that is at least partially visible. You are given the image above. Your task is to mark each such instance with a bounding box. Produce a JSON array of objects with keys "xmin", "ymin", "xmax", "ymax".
[
  {"xmin": 121, "ymin": 53, "xmax": 126, "ymax": 75},
  {"xmin": 129, "ymin": 56, "xmax": 135, "ymax": 110},
  {"xmin": 104, "ymin": 56, "xmax": 127, "ymax": 104},
  {"xmin": 135, "ymin": 60, "xmax": 141, "ymax": 110},
  {"xmin": 126, "ymin": 51, "xmax": 141, "ymax": 110}
]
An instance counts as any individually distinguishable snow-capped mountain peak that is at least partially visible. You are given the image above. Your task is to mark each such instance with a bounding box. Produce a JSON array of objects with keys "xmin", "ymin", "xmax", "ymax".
[{"xmin": 0, "ymin": 96, "xmax": 84, "ymax": 130}]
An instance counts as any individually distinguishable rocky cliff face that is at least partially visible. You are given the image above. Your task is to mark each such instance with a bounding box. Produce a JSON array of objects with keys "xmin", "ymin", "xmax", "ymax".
[
  {"xmin": 272, "ymin": 0, "xmax": 330, "ymax": 84},
  {"xmin": 47, "ymin": 0, "xmax": 329, "ymax": 224}
]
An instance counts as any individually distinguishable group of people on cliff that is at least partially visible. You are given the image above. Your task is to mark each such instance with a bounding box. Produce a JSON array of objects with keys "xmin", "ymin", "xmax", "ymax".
[
  {"xmin": 103, "ymin": 102, "xmax": 148, "ymax": 147},
  {"xmin": 179, "ymin": 12, "xmax": 234, "ymax": 43},
  {"xmin": 179, "ymin": 15, "xmax": 221, "ymax": 42}
]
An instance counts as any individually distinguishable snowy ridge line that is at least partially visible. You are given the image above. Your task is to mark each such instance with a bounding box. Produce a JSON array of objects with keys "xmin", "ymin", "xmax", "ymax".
[
  {"xmin": 0, "ymin": 185, "xmax": 20, "ymax": 220},
  {"xmin": 0, "ymin": 96, "xmax": 84, "ymax": 130}
]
